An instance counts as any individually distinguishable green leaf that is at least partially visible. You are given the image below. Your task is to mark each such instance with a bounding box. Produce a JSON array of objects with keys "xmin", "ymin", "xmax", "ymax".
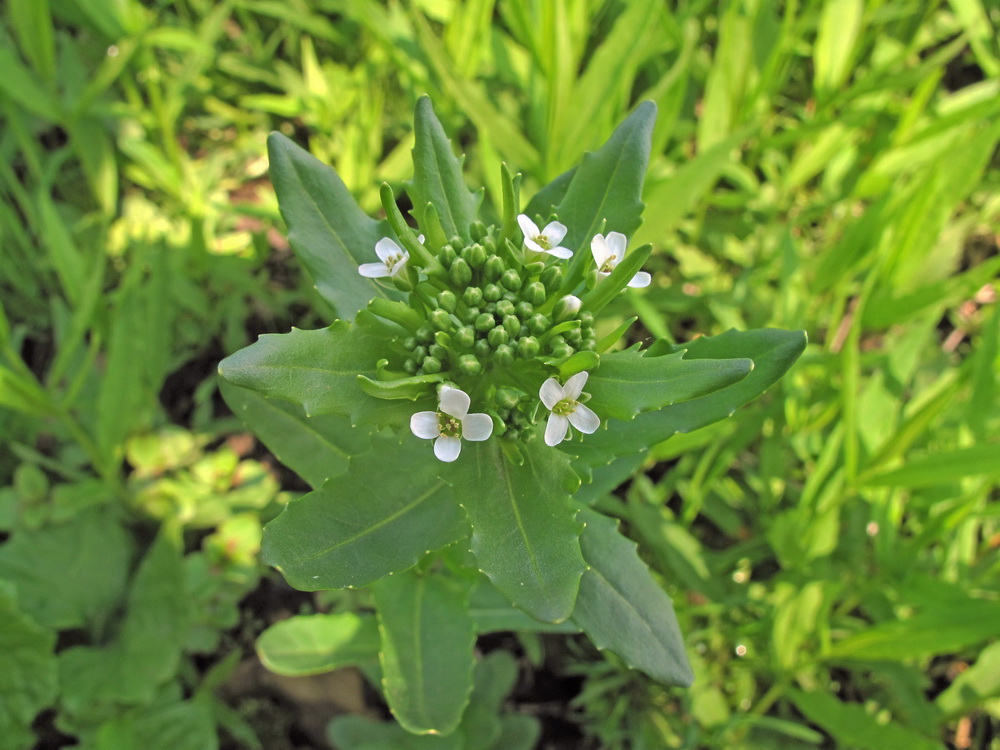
[
  {"xmin": 217, "ymin": 315, "xmax": 386, "ymax": 421},
  {"xmin": 571, "ymin": 508, "xmax": 693, "ymax": 686},
  {"xmin": 469, "ymin": 576, "xmax": 580, "ymax": 635},
  {"xmin": 93, "ymin": 697, "xmax": 219, "ymax": 750},
  {"xmin": 459, "ymin": 651, "xmax": 518, "ymax": 750},
  {"xmin": 813, "ymin": 0, "xmax": 864, "ymax": 97},
  {"xmin": 256, "ymin": 613, "xmax": 380, "ymax": 676},
  {"xmin": 490, "ymin": 716, "xmax": 541, "ymax": 750},
  {"xmin": 863, "ymin": 443, "xmax": 1000, "ymax": 487},
  {"xmin": 571, "ymin": 328, "xmax": 806, "ymax": 463},
  {"xmin": 555, "ymin": 102, "xmax": 656, "ymax": 288},
  {"xmin": 0, "ymin": 581, "xmax": 57, "ymax": 750},
  {"xmin": 327, "ymin": 716, "xmax": 460, "ymax": 749},
  {"xmin": 373, "ymin": 569, "xmax": 476, "ymax": 736},
  {"xmin": 587, "ymin": 349, "xmax": 754, "ymax": 422},
  {"xmin": 0, "ymin": 508, "xmax": 130, "ymax": 631},
  {"xmin": 935, "ymin": 640, "xmax": 1000, "ymax": 717},
  {"xmin": 407, "ymin": 95, "xmax": 481, "ymax": 243},
  {"xmin": 788, "ymin": 689, "xmax": 943, "ymax": 750},
  {"xmin": 523, "ymin": 165, "xmax": 576, "ymax": 221},
  {"xmin": 451, "ymin": 441, "xmax": 586, "ymax": 623},
  {"xmin": 220, "ymin": 381, "xmax": 369, "ymax": 490},
  {"xmin": 261, "ymin": 437, "xmax": 467, "ymax": 590},
  {"xmin": 268, "ymin": 132, "xmax": 398, "ymax": 320}
]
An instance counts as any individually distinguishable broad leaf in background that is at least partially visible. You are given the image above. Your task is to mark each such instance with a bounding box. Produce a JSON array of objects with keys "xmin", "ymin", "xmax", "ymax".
[
  {"xmin": 469, "ymin": 576, "xmax": 580, "ymax": 635},
  {"xmin": 220, "ymin": 381, "xmax": 370, "ymax": 490},
  {"xmin": 450, "ymin": 441, "xmax": 586, "ymax": 623},
  {"xmin": 407, "ymin": 95, "xmax": 482, "ymax": 243},
  {"xmin": 261, "ymin": 437, "xmax": 467, "ymax": 590},
  {"xmin": 0, "ymin": 581, "xmax": 57, "ymax": 750},
  {"xmin": 572, "ymin": 507, "xmax": 693, "ymax": 686},
  {"xmin": 554, "ymin": 101, "xmax": 656, "ymax": 287},
  {"xmin": 373, "ymin": 569, "xmax": 476, "ymax": 736},
  {"xmin": 256, "ymin": 612, "xmax": 380, "ymax": 676},
  {"xmin": 587, "ymin": 349, "xmax": 754, "ymax": 421},
  {"xmin": 269, "ymin": 132, "xmax": 399, "ymax": 320}
]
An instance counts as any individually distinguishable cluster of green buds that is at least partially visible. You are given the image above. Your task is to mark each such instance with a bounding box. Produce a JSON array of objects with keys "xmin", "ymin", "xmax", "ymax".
[{"xmin": 360, "ymin": 203, "xmax": 650, "ymax": 460}]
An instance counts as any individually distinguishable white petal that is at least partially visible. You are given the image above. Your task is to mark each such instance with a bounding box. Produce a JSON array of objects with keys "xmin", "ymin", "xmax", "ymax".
[
  {"xmin": 568, "ymin": 403, "xmax": 600, "ymax": 434},
  {"xmin": 439, "ymin": 387, "xmax": 471, "ymax": 419},
  {"xmin": 539, "ymin": 378, "xmax": 565, "ymax": 410},
  {"xmin": 359, "ymin": 262, "xmax": 390, "ymax": 278},
  {"xmin": 546, "ymin": 246, "xmax": 574, "ymax": 259},
  {"xmin": 543, "ymin": 221, "xmax": 567, "ymax": 245},
  {"xmin": 375, "ymin": 237, "xmax": 402, "ymax": 263},
  {"xmin": 517, "ymin": 214, "xmax": 539, "ymax": 239},
  {"xmin": 606, "ymin": 231, "xmax": 627, "ymax": 258},
  {"xmin": 417, "ymin": 234, "xmax": 425, "ymax": 244},
  {"xmin": 563, "ymin": 371, "xmax": 590, "ymax": 400},
  {"xmin": 591, "ymin": 233, "xmax": 611, "ymax": 266},
  {"xmin": 410, "ymin": 411, "xmax": 440, "ymax": 439},
  {"xmin": 627, "ymin": 271, "xmax": 651, "ymax": 288},
  {"xmin": 434, "ymin": 436, "xmax": 462, "ymax": 462},
  {"xmin": 544, "ymin": 413, "xmax": 569, "ymax": 447},
  {"xmin": 524, "ymin": 237, "xmax": 545, "ymax": 254},
  {"xmin": 388, "ymin": 252, "xmax": 410, "ymax": 276},
  {"xmin": 461, "ymin": 413, "xmax": 493, "ymax": 441}
]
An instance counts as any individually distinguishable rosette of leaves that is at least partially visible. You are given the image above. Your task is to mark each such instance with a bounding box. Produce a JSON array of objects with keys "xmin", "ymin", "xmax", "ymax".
[{"xmin": 219, "ymin": 97, "xmax": 805, "ymax": 737}]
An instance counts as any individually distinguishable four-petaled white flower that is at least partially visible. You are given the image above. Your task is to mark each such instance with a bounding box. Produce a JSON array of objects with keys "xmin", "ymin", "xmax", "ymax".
[
  {"xmin": 518, "ymin": 214, "xmax": 573, "ymax": 259},
  {"xmin": 539, "ymin": 372, "xmax": 600, "ymax": 447},
  {"xmin": 358, "ymin": 235, "xmax": 423, "ymax": 278},
  {"xmin": 410, "ymin": 386, "xmax": 494, "ymax": 462},
  {"xmin": 591, "ymin": 231, "xmax": 651, "ymax": 288}
]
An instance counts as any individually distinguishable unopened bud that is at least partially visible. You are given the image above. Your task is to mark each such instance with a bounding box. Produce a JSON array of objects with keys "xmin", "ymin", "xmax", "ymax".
[
  {"xmin": 484, "ymin": 255, "xmax": 505, "ymax": 282},
  {"xmin": 462, "ymin": 286, "xmax": 483, "ymax": 307},
  {"xmin": 462, "ymin": 242, "xmax": 487, "ymax": 269},
  {"xmin": 540, "ymin": 264, "xmax": 563, "ymax": 290},
  {"xmin": 437, "ymin": 290, "xmax": 457, "ymax": 313},
  {"xmin": 528, "ymin": 313, "xmax": 548, "ymax": 335},
  {"xmin": 580, "ymin": 311, "xmax": 594, "ymax": 326},
  {"xmin": 450, "ymin": 257, "xmax": 472, "ymax": 287},
  {"xmin": 553, "ymin": 295, "xmax": 582, "ymax": 322},
  {"xmin": 551, "ymin": 344, "xmax": 574, "ymax": 359},
  {"xmin": 422, "ymin": 356, "xmax": 442, "ymax": 374},
  {"xmin": 431, "ymin": 309, "xmax": 453, "ymax": 331},
  {"xmin": 403, "ymin": 358, "xmax": 418, "ymax": 375},
  {"xmin": 454, "ymin": 326, "xmax": 475, "ymax": 349},
  {"xmin": 458, "ymin": 354, "xmax": 482, "ymax": 376},
  {"xmin": 488, "ymin": 326, "xmax": 509, "ymax": 348},
  {"xmin": 496, "ymin": 299, "xmax": 515, "ymax": 317},
  {"xmin": 501, "ymin": 269, "xmax": 522, "ymax": 292},
  {"xmin": 483, "ymin": 283, "xmax": 502, "ymax": 302},
  {"xmin": 429, "ymin": 344, "xmax": 448, "ymax": 360},
  {"xmin": 517, "ymin": 336, "xmax": 540, "ymax": 358},
  {"xmin": 483, "ymin": 236, "xmax": 497, "ymax": 253},
  {"xmin": 496, "ymin": 387, "xmax": 521, "ymax": 409},
  {"xmin": 503, "ymin": 315, "xmax": 521, "ymax": 337},
  {"xmin": 470, "ymin": 220, "xmax": 487, "ymax": 241},
  {"xmin": 413, "ymin": 345, "xmax": 428, "ymax": 360},
  {"xmin": 475, "ymin": 312, "xmax": 496, "ymax": 332},
  {"xmin": 417, "ymin": 325, "xmax": 434, "ymax": 343},
  {"xmin": 524, "ymin": 281, "xmax": 547, "ymax": 306},
  {"xmin": 515, "ymin": 301, "xmax": 534, "ymax": 320},
  {"xmin": 439, "ymin": 245, "xmax": 457, "ymax": 269},
  {"xmin": 403, "ymin": 336, "xmax": 418, "ymax": 351},
  {"xmin": 462, "ymin": 306, "xmax": 481, "ymax": 324},
  {"xmin": 494, "ymin": 344, "xmax": 514, "ymax": 367},
  {"xmin": 524, "ymin": 261, "xmax": 545, "ymax": 277},
  {"xmin": 549, "ymin": 335, "xmax": 567, "ymax": 351},
  {"xmin": 474, "ymin": 339, "xmax": 491, "ymax": 360}
]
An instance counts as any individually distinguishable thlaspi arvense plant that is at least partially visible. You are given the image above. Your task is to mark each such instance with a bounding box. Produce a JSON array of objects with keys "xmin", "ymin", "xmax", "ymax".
[{"xmin": 218, "ymin": 96, "xmax": 806, "ymax": 739}]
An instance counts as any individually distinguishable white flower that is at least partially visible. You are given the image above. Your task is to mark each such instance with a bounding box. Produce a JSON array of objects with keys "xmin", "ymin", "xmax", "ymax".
[
  {"xmin": 539, "ymin": 372, "xmax": 600, "ymax": 447},
  {"xmin": 358, "ymin": 235, "xmax": 424, "ymax": 278},
  {"xmin": 591, "ymin": 231, "xmax": 651, "ymax": 288},
  {"xmin": 517, "ymin": 214, "xmax": 573, "ymax": 259},
  {"xmin": 410, "ymin": 386, "xmax": 494, "ymax": 462}
]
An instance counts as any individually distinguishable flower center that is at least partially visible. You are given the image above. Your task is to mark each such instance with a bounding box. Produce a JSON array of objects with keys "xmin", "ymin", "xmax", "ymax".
[
  {"xmin": 599, "ymin": 255, "xmax": 618, "ymax": 274},
  {"xmin": 553, "ymin": 398, "xmax": 578, "ymax": 417},
  {"xmin": 438, "ymin": 413, "xmax": 462, "ymax": 438},
  {"xmin": 533, "ymin": 234, "xmax": 550, "ymax": 250},
  {"xmin": 385, "ymin": 252, "xmax": 405, "ymax": 271}
]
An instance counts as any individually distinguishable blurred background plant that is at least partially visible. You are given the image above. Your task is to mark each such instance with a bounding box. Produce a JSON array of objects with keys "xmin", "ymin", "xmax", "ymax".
[{"xmin": 1, "ymin": 0, "xmax": 997, "ymax": 748}]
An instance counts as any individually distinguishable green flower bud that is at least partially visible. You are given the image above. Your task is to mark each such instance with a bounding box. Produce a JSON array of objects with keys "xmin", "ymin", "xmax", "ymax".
[
  {"xmin": 484, "ymin": 255, "xmax": 504, "ymax": 282},
  {"xmin": 483, "ymin": 235, "xmax": 497, "ymax": 254},
  {"xmin": 413, "ymin": 345, "xmax": 429, "ymax": 360},
  {"xmin": 458, "ymin": 354, "xmax": 482, "ymax": 376},
  {"xmin": 462, "ymin": 306, "xmax": 481, "ymax": 324},
  {"xmin": 494, "ymin": 344, "xmax": 514, "ymax": 367},
  {"xmin": 549, "ymin": 335, "xmax": 567, "ymax": 351},
  {"xmin": 552, "ymin": 345, "xmax": 574, "ymax": 359},
  {"xmin": 528, "ymin": 313, "xmax": 549, "ymax": 335},
  {"xmin": 517, "ymin": 336, "xmax": 540, "ymax": 358},
  {"xmin": 524, "ymin": 281, "xmax": 547, "ymax": 306},
  {"xmin": 580, "ymin": 338, "xmax": 596, "ymax": 351},
  {"xmin": 503, "ymin": 315, "xmax": 521, "ymax": 338},
  {"xmin": 484, "ymin": 302, "xmax": 497, "ymax": 314},
  {"xmin": 474, "ymin": 339, "xmax": 491, "ymax": 360},
  {"xmin": 429, "ymin": 343, "xmax": 448, "ymax": 360},
  {"xmin": 422, "ymin": 356, "xmax": 442, "ymax": 374},
  {"xmin": 449, "ymin": 236, "xmax": 464, "ymax": 250},
  {"xmin": 462, "ymin": 286, "xmax": 483, "ymax": 307},
  {"xmin": 488, "ymin": 326, "xmax": 509, "ymax": 348},
  {"xmin": 470, "ymin": 220, "xmax": 487, "ymax": 241},
  {"xmin": 439, "ymin": 245, "xmax": 457, "ymax": 269},
  {"xmin": 455, "ymin": 326, "xmax": 476, "ymax": 349},
  {"xmin": 434, "ymin": 330, "xmax": 451, "ymax": 347},
  {"xmin": 503, "ymin": 291, "xmax": 518, "ymax": 303},
  {"xmin": 524, "ymin": 261, "xmax": 546, "ymax": 277},
  {"xmin": 417, "ymin": 325, "xmax": 434, "ymax": 344},
  {"xmin": 475, "ymin": 312, "xmax": 496, "ymax": 333},
  {"xmin": 496, "ymin": 387, "xmax": 521, "ymax": 410},
  {"xmin": 430, "ymin": 309, "xmax": 452, "ymax": 331},
  {"xmin": 462, "ymin": 242, "xmax": 487, "ymax": 269},
  {"xmin": 403, "ymin": 336, "xmax": 418, "ymax": 351},
  {"xmin": 496, "ymin": 299, "xmax": 516, "ymax": 317},
  {"xmin": 437, "ymin": 290, "xmax": 457, "ymax": 313},
  {"xmin": 565, "ymin": 328, "xmax": 582, "ymax": 345},
  {"xmin": 403, "ymin": 358, "xmax": 418, "ymax": 375},
  {"xmin": 580, "ymin": 311, "xmax": 594, "ymax": 326},
  {"xmin": 450, "ymin": 257, "xmax": 472, "ymax": 287},
  {"xmin": 500, "ymin": 269, "xmax": 522, "ymax": 292},
  {"xmin": 515, "ymin": 301, "xmax": 534, "ymax": 320},
  {"xmin": 483, "ymin": 283, "xmax": 502, "ymax": 302},
  {"xmin": 553, "ymin": 295, "xmax": 583, "ymax": 323},
  {"xmin": 540, "ymin": 264, "xmax": 563, "ymax": 291}
]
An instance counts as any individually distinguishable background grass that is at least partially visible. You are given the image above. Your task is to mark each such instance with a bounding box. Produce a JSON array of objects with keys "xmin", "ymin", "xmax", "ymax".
[{"xmin": 1, "ymin": 1, "xmax": 998, "ymax": 748}]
